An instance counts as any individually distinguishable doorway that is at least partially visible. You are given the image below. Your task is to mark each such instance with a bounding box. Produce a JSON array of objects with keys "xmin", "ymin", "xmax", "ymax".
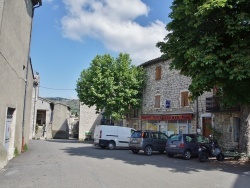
[
  {"xmin": 4, "ymin": 108, "xmax": 15, "ymax": 151},
  {"xmin": 202, "ymin": 117, "xmax": 212, "ymax": 137}
]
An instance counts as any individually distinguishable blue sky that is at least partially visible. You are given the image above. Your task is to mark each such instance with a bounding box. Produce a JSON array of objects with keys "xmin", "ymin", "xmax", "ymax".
[{"xmin": 30, "ymin": 0, "xmax": 173, "ymax": 99}]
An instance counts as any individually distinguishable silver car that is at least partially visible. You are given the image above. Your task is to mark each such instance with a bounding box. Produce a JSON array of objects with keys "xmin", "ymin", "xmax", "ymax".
[{"xmin": 129, "ymin": 130, "xmax": 168, "ymax": 156}]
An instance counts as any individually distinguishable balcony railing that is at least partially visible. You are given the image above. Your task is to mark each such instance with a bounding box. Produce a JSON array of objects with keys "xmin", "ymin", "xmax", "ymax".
[
  {"xmin": 206, "ymin": 97, "xmax": 240, "ymax": 112},
  {"xmin": 101, "ymin": 119, "xmax": 114, "ymax": 125}
]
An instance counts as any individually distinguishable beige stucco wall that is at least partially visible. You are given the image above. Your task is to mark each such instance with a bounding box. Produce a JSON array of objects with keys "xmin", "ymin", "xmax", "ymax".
[
  {"xmin": 0, "ymin": 0, "xmax": 35, "ymax": 169},
  {"xmin": 29, "ymin": 73, "xmax": 40, "ymax": 139},
  {"xmin": 35, "ymin": 97, "xmax": 52, "ymax": 139}
]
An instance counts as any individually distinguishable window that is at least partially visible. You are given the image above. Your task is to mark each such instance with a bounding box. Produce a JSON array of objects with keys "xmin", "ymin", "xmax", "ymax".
[
  {"xmin": 155, "ymin": 95, "xmax": 161, "ymax": 108},
  {"xmin": 129, "ymin": 108, "xmax": 139, "ymax": 118},
  {"xmin": 159, "ymin": 133, "xmax": 168, "ymax": 140},
  {"xmin": 169, "ymin": 135, "xmax": 181, "ymax": 141},
  {"xmin": 181, "ymin": 91, "xmax": 189, "ymax": 107},
  {"xmin": 196, "ymin": 135, "xmax": 209, "ymax": 143},
  {"xmin": 233, "ymin": 118, "xmax": 240, "ymax": 142},
  {"xmin": 155, "ymin": 66, "xmax": 161, "ymax": 80},
  {"xmin": 151, "ymin": 133, "xmax": 158, "ymax": 139}
]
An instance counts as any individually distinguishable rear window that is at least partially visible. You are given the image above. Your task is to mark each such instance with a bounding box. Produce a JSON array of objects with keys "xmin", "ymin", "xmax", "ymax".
[
  {"xmin": 168, "ymin": 134, "xmax": 181, "ymax": 141},
  {"xmin": 131, "ymin": 132, "xmax": 142, "ymax": 138},
  {"xmin": 131, "ymin": 131, "xmax": 150, "ymax": 138}
]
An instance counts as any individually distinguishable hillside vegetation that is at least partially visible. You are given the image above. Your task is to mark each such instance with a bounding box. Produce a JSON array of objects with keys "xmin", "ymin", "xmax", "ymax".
[{"xmin": 46, "ymin": 97, "xmax": 80, "ymax": 115}]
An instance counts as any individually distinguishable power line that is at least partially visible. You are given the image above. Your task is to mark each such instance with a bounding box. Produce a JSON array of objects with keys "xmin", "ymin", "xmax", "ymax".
[{"xmin": 39, "ymin": 86, "xmax": 75, "ymax": 90}]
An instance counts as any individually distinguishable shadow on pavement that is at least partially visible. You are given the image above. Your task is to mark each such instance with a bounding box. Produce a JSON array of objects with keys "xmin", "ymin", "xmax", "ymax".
[{"xmin": 45, "ymin": 139, "xmax": 249, "ymax": 188}]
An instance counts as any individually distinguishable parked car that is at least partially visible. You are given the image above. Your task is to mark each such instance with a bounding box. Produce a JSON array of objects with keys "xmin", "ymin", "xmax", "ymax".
[
  {"xmin": 93, "ymin": 125, "xmax": 135, "ymax": 150},
  {"xmin": 129, "ymin": 130, "xmax": 168, "ymax": 156},
  {"xmin": 165, "ymin": 134, "xmax": 209, "ymax": 160}
]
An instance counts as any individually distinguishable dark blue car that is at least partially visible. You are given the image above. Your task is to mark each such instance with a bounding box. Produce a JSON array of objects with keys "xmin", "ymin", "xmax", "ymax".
[{"xmin": 165, "ymin": 134, "xmax": 209, "ymax": 160}]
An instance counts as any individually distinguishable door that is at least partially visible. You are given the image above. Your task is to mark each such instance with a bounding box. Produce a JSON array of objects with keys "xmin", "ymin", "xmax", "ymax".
[
  {"xmin": 179, "ymin": 125, "xmax": 188, "ymax": 134},
  {"xmin": 150, "ymin": 132, "xmax": 160, "ymax": 150},
  {"xmin": 158, "ymin": 133, "xmax": 168, "ymax": 151},
  {"xmin": 4, "ymin": 119, "xmax": 11, "ymax": 150},
  {"xmin": 4, "ymin": 108, "xmax": 14, "ymax": 150},
  {"xmin": 118, "ymin": 127, "xmax": 132, "ymax": 147},
  {"xmin": 202, "ymin": 117, "xmax": 212, "ymax": 137}
]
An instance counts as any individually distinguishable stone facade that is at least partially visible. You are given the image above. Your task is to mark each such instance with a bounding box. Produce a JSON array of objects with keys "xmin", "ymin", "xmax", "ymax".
[
  {"xmin": 79, "ymin": 104, "xmax": 102, "ymax": 140},
  {"xmin": 212, "ymin": 106, "xmax": 250, "ymax": 155},
  {"xmin": 0, "ymin": 0, "xmax": 42, "ymax": 170},
  {"xmin": 126, "ymin": 57, "xmax": 212, "ymax": 136}
]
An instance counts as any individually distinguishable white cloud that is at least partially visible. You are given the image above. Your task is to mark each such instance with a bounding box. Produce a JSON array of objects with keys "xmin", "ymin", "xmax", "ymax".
[{"xmin": 61, "ymin": 0, "xmax": 167, "ymax": 65}]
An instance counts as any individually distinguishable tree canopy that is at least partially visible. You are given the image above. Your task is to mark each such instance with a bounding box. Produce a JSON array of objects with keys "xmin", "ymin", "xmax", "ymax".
[
  {"xmin": 157, "ymin": 0, "xmax": 250, "ymax": 106},
  {"xmin": 76, "ymin": 53, "xmax": 145, "ymax": 120}
]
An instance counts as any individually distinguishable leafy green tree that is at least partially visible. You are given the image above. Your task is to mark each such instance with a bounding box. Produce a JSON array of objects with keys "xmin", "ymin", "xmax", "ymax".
[
  {"xmin": 76, "ymin": 53, "xmax": 145, "ymax": 120},
  {"xmin": 157, "ymin": 0, "xmax": 250, "ymax": 106}
]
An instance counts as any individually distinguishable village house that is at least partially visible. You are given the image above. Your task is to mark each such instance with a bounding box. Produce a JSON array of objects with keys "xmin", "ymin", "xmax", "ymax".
[
  {"xmin": 30, "ymin": 96, "xmax": 71, "ymax": 139},
  {"xmin": 78, "ymin": 57, "xmax": 214, "ymax": 140},
  {"xmin": 206, "ymin": 93, "xmax": 250, "ymax": 155},
  {"xmin": 0, "ymin": 0, "xmax": 42, "ymax": 170},
  {"xmin": 125, "ymin": 57, "xmax": 213, "ymax": 137},
  {"xmin": 79, "ymin": 104, "xmax": 102, "ymax": 140}
]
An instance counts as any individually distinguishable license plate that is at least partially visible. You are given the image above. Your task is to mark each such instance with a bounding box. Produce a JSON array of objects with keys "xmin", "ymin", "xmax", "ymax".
[
  {"xmin": 170, "ymin": 145, "xmax": 176, "ymax": 148},
  {"xmin": 132, "ymin": 139, "xmax": 138, "ymax": 143}
]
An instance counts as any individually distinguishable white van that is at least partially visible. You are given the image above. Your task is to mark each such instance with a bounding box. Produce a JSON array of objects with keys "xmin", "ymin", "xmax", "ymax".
[{"xmin": 93, "ymin": 125, "xmax": 135, "ymax": 150}]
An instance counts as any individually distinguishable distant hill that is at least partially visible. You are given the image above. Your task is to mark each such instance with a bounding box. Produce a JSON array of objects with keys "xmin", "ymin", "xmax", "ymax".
[{"xmin": 46, "ymin": 97, "xmax": 80, "ymax": 115}]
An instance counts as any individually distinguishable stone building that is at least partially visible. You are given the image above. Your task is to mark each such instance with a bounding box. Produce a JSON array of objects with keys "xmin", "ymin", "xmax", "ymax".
[
  {"xmin": 79, "ymin": 104, "xmax": 102, "ymax": 140},
  {"xmin": 206, "ymin": 95, "xmax": 250, "ymax": 154},
  {"xmin": 52, "ymin": 101, "xmax": 71, "ymax": 139},
  {"xmin": 30, "ymin": 97, "xmax": 71, "ymax": 139},
  {"xmin": 126, "ymin": 57, "xmax": 212, "ymax": 136},
  {"xmin": 0, "ymin": 0, "xmax": 42, "ymax": 170}
]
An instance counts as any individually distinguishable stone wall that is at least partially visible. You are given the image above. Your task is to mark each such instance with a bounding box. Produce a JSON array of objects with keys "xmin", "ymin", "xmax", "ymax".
[
  {"xmin": 79, "ymin": 104, "xmax": 102, "ymax": 140},
  {"xmin": 213, "ymin": 112, "xmax": 240, "ymax": 152},
  {"xmin": 140, "ymin": 59, "xmax": 212, "ymax": 134}
]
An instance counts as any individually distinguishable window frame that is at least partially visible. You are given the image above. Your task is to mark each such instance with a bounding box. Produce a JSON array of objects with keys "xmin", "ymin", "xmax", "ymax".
[
  {"xmin": 154, "ymin": 95, "xmax": 161, "ymax": 109},
  {"xmin": 180, "ymin": 91, "xmax": 189, "ymax": 107},
  {"xmin": 155, "ymin": 66, "xmax": 162, "ymax": 81}
]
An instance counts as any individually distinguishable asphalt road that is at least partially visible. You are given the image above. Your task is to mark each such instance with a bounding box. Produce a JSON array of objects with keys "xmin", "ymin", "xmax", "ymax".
[{"xmin": 0, "ymin": 139, "xmax": 249, "ymax": 188}]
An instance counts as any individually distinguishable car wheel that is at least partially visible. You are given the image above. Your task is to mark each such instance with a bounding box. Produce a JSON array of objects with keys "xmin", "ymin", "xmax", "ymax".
[
  {"xmin": 183, "ymin": 150, "xmax": 191, "ymax": 160},
  {"xmin": 167, "ymin": 153, "xmax": 174, "ymax": 157},
  {"xmin": 216, "ymin": 153, "xmax": 225, "ymax": 161},
  {"xmin": 144, "ymin": 146, "xmax": 153, "ymax": 156},
  {"xmin": 198, "ymin": 152, "xmax": 207, "ymax": 162},
  {"xmin": 107, "ymin": 141, "xmax": 115, "ymax": 150},
  {"xmin": 132, "ymin": 149, "xmax": 139, "ymax": 154}
]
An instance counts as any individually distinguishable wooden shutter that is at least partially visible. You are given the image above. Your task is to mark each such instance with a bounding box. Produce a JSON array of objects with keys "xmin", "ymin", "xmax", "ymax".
[
  {"xmin": 155, "ymin": 95, "xmax": 161, "ymax": 108},
  {"xmin": 181, "ymin": 91, "xmax": 189, "ymax": 106},
  {"xmin": 155, "ymin": 66, "xmax": 161, "ymax": 80}
]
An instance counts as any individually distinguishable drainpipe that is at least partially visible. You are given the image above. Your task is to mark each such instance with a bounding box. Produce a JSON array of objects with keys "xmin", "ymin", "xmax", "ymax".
[
  {"xmin": 21, "ymin": 58, "xmax": 30, "ymax": 152},
  {"xmin": 196, "ymin": 98, "xmax": 199, "ymax": 134},
  {"xmin": 21, "ymin": 4, "xmax": 41, "ymax": 152},
  {"xmin": 32, "ymin": 80, "xmax": 38, "ymax": 137}
]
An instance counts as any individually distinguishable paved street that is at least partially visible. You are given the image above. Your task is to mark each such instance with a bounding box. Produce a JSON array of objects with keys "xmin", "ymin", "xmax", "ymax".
[{"xmin": 0, "ymin": 139, "xmax": 249, "ymax": 188}]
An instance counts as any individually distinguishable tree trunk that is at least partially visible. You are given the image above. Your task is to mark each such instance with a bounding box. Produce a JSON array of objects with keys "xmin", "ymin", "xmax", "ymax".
[{"xmin": 239, "ymin": 106, "xmax": 250, "ymax": 154}]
